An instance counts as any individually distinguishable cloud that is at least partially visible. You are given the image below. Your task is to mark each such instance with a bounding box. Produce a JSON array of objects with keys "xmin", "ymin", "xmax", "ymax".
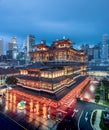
[{"xmin": 0, "ymin": 0, "xmax": 109, "ymax": 46}]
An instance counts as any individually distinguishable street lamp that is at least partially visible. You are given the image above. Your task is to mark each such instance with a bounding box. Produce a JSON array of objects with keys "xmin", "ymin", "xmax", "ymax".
[
  {"xmin": 90, "ymin": 85, "xmax": 95, "ymax": 92},
  {"xmin": 48, "ymin": 106, "xmax": 51, "ymax": 119}
]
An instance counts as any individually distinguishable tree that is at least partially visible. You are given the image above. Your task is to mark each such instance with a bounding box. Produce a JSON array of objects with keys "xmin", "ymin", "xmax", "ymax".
[
  {"xmin": 5, "ymin": 76, "xmax": 18, "ymax": 86},
  {"xmin": 95, "ymin": 93, "xmax": 100, "ymax": 103}
]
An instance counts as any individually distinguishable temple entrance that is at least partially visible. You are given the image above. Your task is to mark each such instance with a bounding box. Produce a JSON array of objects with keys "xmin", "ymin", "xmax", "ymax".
[
  {"xmin": 17, "ymin": 100, "xmax": 26, "ymax": 113},
  {"xmin": 5, "ymin": 90, "xmax": 55, "ymax": 119}
]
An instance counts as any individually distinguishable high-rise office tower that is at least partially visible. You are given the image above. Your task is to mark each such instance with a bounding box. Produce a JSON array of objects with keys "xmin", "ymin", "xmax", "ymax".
[
  {"xmin": 26, "ymin": 34, "xmax": 35, "ymax": 55},
  {"xmin": 12, "ymin": 37, "xmax": 18, "ymax": 59},
  {"xmin": 7, "ymin": 36, "xmax": 18, "ymax": 59},
  {"xmin": 0, "ymin": 39, "xmax": 4, "ymax": 56},
  {"xmin": 93, "ymin": 45, "xmax": 100, "ymax": 59},
  {"xmin": 26, "ymin": 34, "xmax": 35, "ymax": 62},
  {"xmin": 7, "ymin": 42, "xmax": 14, "ymax": 50},
  {"xmin": 102, "ymin": 34, "xmax": 109, "ymax": 61},
  {"xmin": 80, "ymin": 44, "xmax": 89, "ymax": 55}
]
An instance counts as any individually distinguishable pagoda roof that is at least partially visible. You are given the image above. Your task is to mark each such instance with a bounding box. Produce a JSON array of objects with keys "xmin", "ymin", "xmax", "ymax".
[
  {"xmin": 35, "ymin": 43, "xmax": 49, "ymax": 48},
  {"xmin": 15, "ymin": 76, "xmax": 86, "ymax": 100},
  {"xmin": 43, "ymin": 68, "xmax": 63, "ymax": 72},
  {"xmin": 45, "ymin": 61, "xmax": 85, "ymax": 67},
  {"xmin": 16, "ymin": 75, "xmax": 40, "ymax": 81},
  {"xmin": 28, "ymin": 71, "xmax": 39, "ymax": 74},
  {"xmin": 26, "ymin": 62, "xmax": 51, "ymax": 69},
  {"xmin": 53, "ymin": 39, "xmax": 73, "ymax": 44},
  {"xmin": 41, "ymin": 76, "xmax": 66, "ymax": 83},
  {"xmin": 52, "ymin": 47, "xmax": 68, "ymax": 51},
  {"xmin": 16, "ymin": 75, "xmax": 66, "ymax": 83},
  {"xmin": 30, "ymin": 50, "xmax": 49, "ymax": 53}
]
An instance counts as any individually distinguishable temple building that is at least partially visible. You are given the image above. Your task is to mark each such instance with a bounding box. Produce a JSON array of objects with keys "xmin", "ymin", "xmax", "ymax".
[
  {"xmin": 30, "ymin": 39, "xmax": 85, "ymax": 62},
  {"xmin": 16, "ymin": 38, "xmax": 87, "ymax": 93},
  {"xmin": 5, "ymin": 38, "xmax": 89, "ymax": 120}
]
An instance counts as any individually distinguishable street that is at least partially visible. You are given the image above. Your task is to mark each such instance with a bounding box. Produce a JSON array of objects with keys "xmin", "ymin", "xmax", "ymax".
[
  {"xmin": 73, "ymin": 100, "xmax": 108, "ymax": 130},
  {"xmin": 57, "ymin": 100, "xmax": 109, "ymax": 130}
]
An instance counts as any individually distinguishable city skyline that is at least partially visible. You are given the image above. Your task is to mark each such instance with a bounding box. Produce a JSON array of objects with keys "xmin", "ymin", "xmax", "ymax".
[
  {"xmin": 0, "ymin": 0, "xmax": 109, "ymax": 48},
  {"xmin": 0, "ymin": 33, "xmax": 108, "ymax": 55}
]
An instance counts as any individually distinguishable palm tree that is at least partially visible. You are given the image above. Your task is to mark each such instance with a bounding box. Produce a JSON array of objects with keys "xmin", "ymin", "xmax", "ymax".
[{"xmin": 5, "ymin": 76, "xmax": 18, "ymax": 87}]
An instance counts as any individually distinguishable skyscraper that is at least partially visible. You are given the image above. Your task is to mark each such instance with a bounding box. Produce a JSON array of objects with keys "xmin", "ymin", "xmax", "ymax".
[
  {"xmin": 12, "ymin": 37, "xmax": 18, "ymax": 59},
  {"xmin": 93, "ymin": 45, "xmax": 100, "ymax": 60},
  {"xmin": 0, "ymin": 39, "xmax": 4, "ymax": 56},
  {"xmin": 102, "ymin": 34, "xmax": 109, "ymax": 62},
  {"xmin": 7, "ymin": 36, "xmax": 18, "ymax": 59},
  {"xmin": 26, "ymin": 34, "xmax": 35, "ymax": 62}
]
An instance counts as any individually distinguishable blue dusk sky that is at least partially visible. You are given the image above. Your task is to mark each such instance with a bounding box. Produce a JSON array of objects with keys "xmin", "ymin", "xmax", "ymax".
[{"xmin": 0, "ymin": 0, "xmax": 109, "ymax": 49}]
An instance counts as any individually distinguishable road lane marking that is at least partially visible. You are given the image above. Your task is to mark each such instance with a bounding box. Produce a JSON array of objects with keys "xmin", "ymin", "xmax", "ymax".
[
  {"xmin": 85, "ymin": 117, "xmax": 88, "ymax": 122},
  {"xmin": 72, "ymin": 112, "xmax": 76, "ymax": 117},
  {"xmin": 72, "ymin": 108, "xmax": 79, "ymax": 117},
  {"xmin": 90, "ymin": 109, "xmax": 98, "ymax": 130},
  {"xmin": 78, "ymin": 110, "xmax": 83, "ymax": 130},
  {"xmin": 74, "ymin": 108, "xmax": 78, "ymax": 112},
  {"xmin": 85, "ymin": 112, "xmax": 88, "ymax": 117},
  {"xmin": 85, "ymin": 112, "xmax": 88, "ymax": 121}
]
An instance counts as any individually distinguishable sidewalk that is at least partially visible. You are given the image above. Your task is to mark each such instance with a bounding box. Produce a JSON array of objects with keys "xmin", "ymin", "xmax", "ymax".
[{"xmin": 93, "ymin": 110, "xmax": 102, "ymax": 130}]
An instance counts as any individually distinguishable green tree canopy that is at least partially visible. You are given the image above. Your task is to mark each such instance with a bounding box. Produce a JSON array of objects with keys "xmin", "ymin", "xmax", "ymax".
[{"xmin": 5, "ymin": 76, "xmax": 18, "ymax": 86}]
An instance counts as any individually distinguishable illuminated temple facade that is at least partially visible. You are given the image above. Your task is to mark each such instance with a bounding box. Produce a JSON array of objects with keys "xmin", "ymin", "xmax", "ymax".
[{"xmin": 17, "ymin": 38, "xmax": 87, "ymax": 93}]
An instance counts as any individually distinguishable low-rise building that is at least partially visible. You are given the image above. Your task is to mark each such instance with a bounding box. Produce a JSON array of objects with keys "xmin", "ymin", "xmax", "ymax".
[{"xmin": 0, "ymin": 68, "xmax": 19, "ymax": 85}]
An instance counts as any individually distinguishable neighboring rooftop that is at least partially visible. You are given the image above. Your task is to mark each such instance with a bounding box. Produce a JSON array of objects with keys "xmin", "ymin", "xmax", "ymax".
[
  {"xmin": 89, "ymin": 66, "xmax": 109, "ymax": 71},
  {"xmin": 0, "ymin": 68, "xmax": 19, "ymax": 75}
]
